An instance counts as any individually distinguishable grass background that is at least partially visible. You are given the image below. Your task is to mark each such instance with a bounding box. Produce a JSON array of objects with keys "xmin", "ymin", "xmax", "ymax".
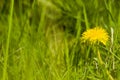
[{"xmin": 0, "ymin": 0, "xmax": 120, "ymax": 80}]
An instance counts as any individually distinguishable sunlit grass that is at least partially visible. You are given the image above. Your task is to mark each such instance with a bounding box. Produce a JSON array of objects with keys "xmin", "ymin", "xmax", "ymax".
[{"xmin": 0, "ymin": 0, "xmax": 120, "ymax": 80}]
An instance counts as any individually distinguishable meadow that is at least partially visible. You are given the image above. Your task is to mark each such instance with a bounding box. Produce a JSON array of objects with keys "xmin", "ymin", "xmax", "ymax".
[{"xmin": 0, "ymin": 0, "xmax": 120, "ymax": 80}]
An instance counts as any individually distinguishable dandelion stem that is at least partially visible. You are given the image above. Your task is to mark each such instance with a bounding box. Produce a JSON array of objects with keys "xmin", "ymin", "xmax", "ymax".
[
  {"xmin": 97, "ymin": 50, "xmax": 104, "ymax": 65},
  {"xmin": 106, "ymin": 70, "xmax": 114, "ymax": 80},
  {"xmin": 97, "ymin": 50, "xmax": 114, "ymax": 80}
]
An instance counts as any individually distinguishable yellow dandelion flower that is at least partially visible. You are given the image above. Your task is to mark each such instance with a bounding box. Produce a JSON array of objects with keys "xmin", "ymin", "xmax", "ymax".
[{"xmin": 81, "ymin": 27, "xmax": 109, "ymax": 45}]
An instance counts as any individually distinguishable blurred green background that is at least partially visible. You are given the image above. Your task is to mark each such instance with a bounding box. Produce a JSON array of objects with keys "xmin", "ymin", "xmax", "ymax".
[{"xmin": 0, "ymin": 0, "xmax": 120, "ymax": 80}]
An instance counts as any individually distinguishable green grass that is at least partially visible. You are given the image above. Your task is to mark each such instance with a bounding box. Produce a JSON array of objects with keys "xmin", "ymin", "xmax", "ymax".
[
  {"xmin": 0, "ymin": 0, "xmax": 120, "ymax": 80},
  {"xmin": 2, "ymin": 0, "xmax": 14, "ymax": 80}
]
